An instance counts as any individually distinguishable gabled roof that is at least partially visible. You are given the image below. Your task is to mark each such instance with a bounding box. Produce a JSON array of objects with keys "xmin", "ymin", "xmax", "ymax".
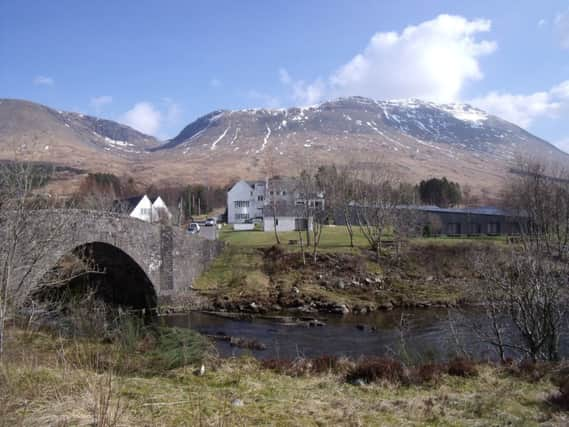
[{"xmin": 115, "ymin": 194, "xmax": 162, "ymax": 212}]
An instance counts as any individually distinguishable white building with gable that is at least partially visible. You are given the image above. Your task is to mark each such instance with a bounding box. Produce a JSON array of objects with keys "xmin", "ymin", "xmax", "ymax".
[{"xmin": 125, "ymin": 195, "xmax": 172, "ymax": 223}]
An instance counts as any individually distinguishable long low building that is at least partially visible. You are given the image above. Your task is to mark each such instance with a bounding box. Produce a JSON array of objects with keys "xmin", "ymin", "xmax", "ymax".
[
  {"xmin": 334, "ymin": 205, "xmax": 521, "ymax": 236},
  {"xmin": 414, "ymin": 206, "xmax": 520, "ymax": 236}
]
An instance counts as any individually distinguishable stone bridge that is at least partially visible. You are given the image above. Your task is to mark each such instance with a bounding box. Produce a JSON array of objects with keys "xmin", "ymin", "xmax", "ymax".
[{"xmin": 9, "ymin": 209, "xmax": 224, "ymax": 309}]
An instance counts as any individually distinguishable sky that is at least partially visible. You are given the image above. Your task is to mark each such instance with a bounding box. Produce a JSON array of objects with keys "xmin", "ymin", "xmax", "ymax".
[{"xmin": 1, "ymin": 0, "xmax": 569, "ymax": 150}]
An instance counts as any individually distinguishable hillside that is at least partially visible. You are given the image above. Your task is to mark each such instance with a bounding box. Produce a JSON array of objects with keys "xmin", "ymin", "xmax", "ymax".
[{"xmin": 0, "ymin": 97, "xmax": 566, "ymax": 194}]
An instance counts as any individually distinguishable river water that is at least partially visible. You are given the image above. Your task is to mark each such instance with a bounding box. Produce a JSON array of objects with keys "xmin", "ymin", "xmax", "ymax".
[{"xmin": 162, "ymin": 308, "xmax": 569, "ymax": 361}]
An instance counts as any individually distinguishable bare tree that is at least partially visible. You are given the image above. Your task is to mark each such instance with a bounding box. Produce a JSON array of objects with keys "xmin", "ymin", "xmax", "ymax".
[
  {"xmin": 474, "ymin": 249, "xmax": 567, "ymax": 362},
  {"xmin": 504, "ymin": 158, "xmax": 569, "ymax": 259},
  {"xmin": 263, "ymin": 152, "xmax": 281, "ymax": 245},
  {"xmin": 0, "ymin": 161, "xmax": 54, "ymax": 356},
  {"xmin": 0, "ymin": 161, "xmax": 99, "ymax": 357},
  {"xmin": 391, "ymin": 205, "xmax": 421, "ymax": 259},
  {"xmin": 352, "ymin": 162, "xmax": 400, "ymax": 262}
]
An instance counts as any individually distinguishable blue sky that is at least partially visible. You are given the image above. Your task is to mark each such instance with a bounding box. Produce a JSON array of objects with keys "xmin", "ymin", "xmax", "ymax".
[{"xmin": 1, "ymin": 1, "xmax": 569, "ymax": 149}]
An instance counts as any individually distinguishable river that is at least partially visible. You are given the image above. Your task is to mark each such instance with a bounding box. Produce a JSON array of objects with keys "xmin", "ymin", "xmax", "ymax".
[{"xmin": 162, "ymin": 308, "xmax": 569, "ymax": 361}]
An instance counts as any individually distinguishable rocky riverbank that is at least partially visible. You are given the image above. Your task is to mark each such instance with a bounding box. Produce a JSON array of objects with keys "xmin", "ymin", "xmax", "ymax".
[{"xmin": 192, "ymin": 242, "xmax": 490, "ymax": 316}]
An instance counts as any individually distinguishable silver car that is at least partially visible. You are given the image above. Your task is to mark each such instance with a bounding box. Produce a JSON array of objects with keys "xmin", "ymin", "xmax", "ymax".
[{"xmin": 187, "ymin": 222, "xmax": 200, "ymax": 234}]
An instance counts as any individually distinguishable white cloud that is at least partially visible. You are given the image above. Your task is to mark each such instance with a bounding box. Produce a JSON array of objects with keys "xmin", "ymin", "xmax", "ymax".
[
  {"xmin": 280, "ymin": 68, "xmax": 325, "ymax": 105},
  {"xmin": 282, "ymin": 14, "xmax": 497, "ymax": 105},
  {"xmin": 210, "ymin": 78, "xmax": 222, "ymax": 88},
  {"xmin": 90, "ymin": 95, "xmax": 113, "ymax": 113},
  {"xmin": 33, "ymin": 75, "xmax": 54, "ymax": 86},
  {"xmin": 555, "ymin": 9, "xmax": 569, "ymax": 49},
  {"xmin": 470, "ymin": 80, "xmax": 569, "ymax": 128},
  {"xmin": 538, "ymin": 18, "xmax": 546, "ymax": 28},
  {"xmin": 120, "ymin": 102, "xmax": 162, "ymax": 135}
]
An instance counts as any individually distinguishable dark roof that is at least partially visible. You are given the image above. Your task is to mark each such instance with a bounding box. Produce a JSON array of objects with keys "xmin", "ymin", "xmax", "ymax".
[
  {"xmin": 345, "ymin": 203, "xmax": 514, "ymax": 217},
  {"xmin": 413, "ymin": 205, "xmax": 513, "ymax": 216},
  {"xmin": 246, "ymin": 180, "xmax": 265, "ymax": 188}
]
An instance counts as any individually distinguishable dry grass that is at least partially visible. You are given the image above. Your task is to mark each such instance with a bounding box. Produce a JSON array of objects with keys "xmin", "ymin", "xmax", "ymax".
[{"xmin": 2, "ymin": 328, "xmax": 569, "ymax": 426}]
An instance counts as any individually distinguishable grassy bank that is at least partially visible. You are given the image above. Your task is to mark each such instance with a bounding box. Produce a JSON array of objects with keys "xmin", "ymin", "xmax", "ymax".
[
  {"xmin": 194, "ymin": 226, "xmax": 499, "ymax": 312},
  {"xmin": 1, "ymin": 327, "xmax": 567, "ymax": 426}
]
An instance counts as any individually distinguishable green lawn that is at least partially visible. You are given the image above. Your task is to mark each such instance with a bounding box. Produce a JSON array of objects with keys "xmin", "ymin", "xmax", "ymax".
[{"xmin": 219, "ymin": 224, "xmax": 507, "ymax": 251}]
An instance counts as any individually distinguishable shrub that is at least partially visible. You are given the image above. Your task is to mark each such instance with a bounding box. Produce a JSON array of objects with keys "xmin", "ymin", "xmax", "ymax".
[
  {"xmin": 261, "ymin": 355, "xmax": 346, "ymax": 377},
  {"xmin": 346, "ymin": 357, "xmax": 406, "ymax": 384},
  {"xmin": 149, "ymin": 327, "xmax": 213, "ymax": 370},
  {"xmin": 447, "ymin": 357, "xmax": 478, "ymax": 377},
  {"xmin": 549, "ymin": 368, "xmax": 569, "ymax": 411},
  {"xmin": 413, "ymin": 363, "xmax": 443, "ymax": 384}
]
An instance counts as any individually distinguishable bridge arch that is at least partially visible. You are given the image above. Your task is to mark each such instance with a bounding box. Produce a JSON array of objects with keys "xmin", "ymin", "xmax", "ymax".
[
  {"xmin": 10, "ymin": 209, "xmax": 223, "ymax": 307},
  {"xmin": 36, "ymin": 241, "xmax": 158, "ymax": 310}
]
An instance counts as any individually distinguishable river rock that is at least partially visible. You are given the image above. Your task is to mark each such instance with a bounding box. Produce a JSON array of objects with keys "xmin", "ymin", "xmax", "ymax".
[
  {"xmin": 271, "ymin": 304, "xmax": 282, "ymax": 312},
  {"xmin": 292, "ymin": 286, "xmax": 300, "ymax": 295},
  {"xmin": 336, "ymin": 280, "xmax": 346, "ymax": 290},
  {"xmin": 378, "ymin": 301, "xmax": 394, "ymax": 311}
]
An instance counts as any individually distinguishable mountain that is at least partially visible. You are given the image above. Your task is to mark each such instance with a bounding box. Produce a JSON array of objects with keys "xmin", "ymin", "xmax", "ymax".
[
  {"xmin": 0, "ymin": 97, "xmax": 566, "ymax": 194},
  {"xmin": 0, "ymin": 99, "xmax": 159, "ymax": 174},
  {"xmin": 152, "ymin": 96, "xmax": 565, "ymax": 190}
]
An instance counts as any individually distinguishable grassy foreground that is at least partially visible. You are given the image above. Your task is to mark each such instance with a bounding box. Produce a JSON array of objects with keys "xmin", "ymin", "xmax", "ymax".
[{"xmin": 1, "ymin": 328, "xmax": 568, "ymax": 426}]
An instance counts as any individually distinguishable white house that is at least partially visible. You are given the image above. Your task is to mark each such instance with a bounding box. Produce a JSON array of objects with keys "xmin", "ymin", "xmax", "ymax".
[
  {"xmin": 263, "ymin": 201, "xmax": 314, "ymax": 232},
  {"xmin": 227, "ymin": 177, "xmax": 325, "ymax": 232},
  {"xmin": 227, "ymin": 180, "xmax": 266, "ymax": 224},
  {"xmin": 126, "ymin": 195, "xmax": 172, "ymax": 223}
]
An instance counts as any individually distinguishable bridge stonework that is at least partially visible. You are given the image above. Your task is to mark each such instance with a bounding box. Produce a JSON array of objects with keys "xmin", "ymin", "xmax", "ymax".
[{"xmin": 12, "ymin": 210, "xmax": 224, "ymax": 305}]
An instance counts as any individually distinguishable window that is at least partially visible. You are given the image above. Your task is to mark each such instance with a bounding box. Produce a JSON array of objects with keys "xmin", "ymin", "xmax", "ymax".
[
  {"xmin": 295, "ymin": 200, "xmax": 306, "ymax": 206},
  {"xmin": 282, "ymin": 191, "xmax": 287, "ymax": 196},
  {"xmin": 140, "ymin": 208, "xmax": 151, "ymax": 215},
  {"xmin": 487, "ymin": 223, "xmax": 500, "ymax": 234},
  {"xmin": 446, "ymin": 223, "xmax": 461, "ymax": 235},
  {"xmin": 270, "ymin": 191, "xmax": 274, "ymax": 196},
  {"xmin": 234, "ymin": 200, "xmax": 250, "ymax": 208},
  {"xmin": 258, "ymin": 195, "xmax": 264, "ymax": 201},
  {"xmin": 235, "ymin": 213, "xmax": 249, "ymax": 220},
  {"xmin": 470, "ymin": 223, "xmax": 482, "ymax": 234}
]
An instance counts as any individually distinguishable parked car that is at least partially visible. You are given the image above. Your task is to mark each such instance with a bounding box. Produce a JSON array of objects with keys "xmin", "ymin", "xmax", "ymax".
[
  {"xmin": 204, "ymin": 218, "xmax": 217, "ymax": 227},
  {"xmin": 187, "ymin": 222, "xmax": 200, "ymax": 234}
]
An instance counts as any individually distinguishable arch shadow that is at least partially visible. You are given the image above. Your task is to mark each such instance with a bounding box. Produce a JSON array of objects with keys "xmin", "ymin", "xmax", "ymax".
[{"xmin": 37, "ymin": 241, "xmax": 157, "ymax": 311}]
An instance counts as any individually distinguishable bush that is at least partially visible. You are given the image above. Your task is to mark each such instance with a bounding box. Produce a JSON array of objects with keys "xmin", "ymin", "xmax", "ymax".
[
  {"xmin": 549, "ymin": 368, "xmax": 569, "ymax": 411},
  {"xmin": 261, "ymin": 355, "xmax": 348, "ymax": 377},
  {"xmin": 148, "ymin": 327, "xmax": 214, "ymax": 370},
  {"xmin": 414, "ymin": 363, "xmax": 443, "ymax": 384},
  {"xmin": 346, "ymin": 357, "xmax": 406, "ymax": 384},
  {"xmin": 447, "ymin": 357, "xmax": 478, "ymax": 377}
]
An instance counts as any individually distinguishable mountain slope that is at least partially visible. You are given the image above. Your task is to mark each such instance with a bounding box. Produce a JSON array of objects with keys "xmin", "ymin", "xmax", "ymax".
[
  {"xmin": 149, "ymin": 96, "xmax": 565, "ymax": 189},
  {"xmin": 0, "ymin": 99, "xmax": 159, "ymax": 171},
  {"xmin": 0, "ymin": 97, "xmax": 566, "ymax": 194}
]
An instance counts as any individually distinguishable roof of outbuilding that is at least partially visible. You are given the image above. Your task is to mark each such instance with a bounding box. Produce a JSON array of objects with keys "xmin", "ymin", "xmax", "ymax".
[{"xmin": 115, "ymin": 194, "xmax": 161, "ymax": 211}]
